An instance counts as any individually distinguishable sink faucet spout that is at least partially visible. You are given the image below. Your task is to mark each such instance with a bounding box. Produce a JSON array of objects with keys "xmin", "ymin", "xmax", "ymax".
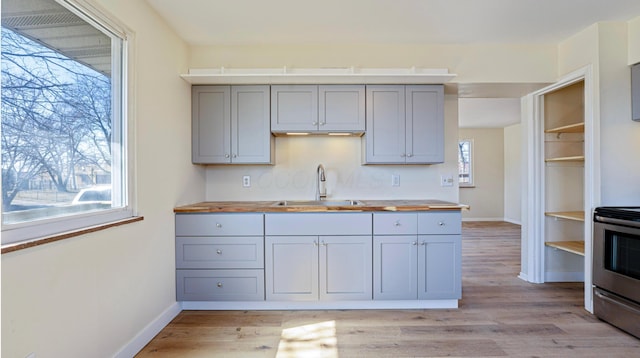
[{"xmin": 316, "ymin": 164, "xmax": 327, "ymax": 201}]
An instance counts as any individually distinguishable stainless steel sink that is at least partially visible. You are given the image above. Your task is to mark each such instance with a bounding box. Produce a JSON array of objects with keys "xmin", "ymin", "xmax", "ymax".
[{"xmin": 272, "ymin": 200, "xmax": 364, "ymax": 207}]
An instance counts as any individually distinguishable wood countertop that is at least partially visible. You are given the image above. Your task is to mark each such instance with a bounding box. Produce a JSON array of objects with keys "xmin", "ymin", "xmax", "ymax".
[{"xmin": 174, "ymin": 200, "xmax": 468, "ymax": 213}]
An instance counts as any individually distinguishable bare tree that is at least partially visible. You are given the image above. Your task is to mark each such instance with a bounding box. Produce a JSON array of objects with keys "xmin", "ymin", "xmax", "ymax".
[{"xmin": 1, "ymin": 27, "xmax": 112, "ymax": 211}]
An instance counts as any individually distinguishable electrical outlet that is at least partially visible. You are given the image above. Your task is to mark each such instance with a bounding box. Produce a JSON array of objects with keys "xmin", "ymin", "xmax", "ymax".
[
  {"xmin": 441, "ymin": 175, "xmax": 454, "ymax": 187},
  {"xmin": 391, "ymin": 174, "xmax": 400, "ymax": 187},
  {"xmin": 242, "ymin": 175, "xmax": 251, "ymax": 187}
]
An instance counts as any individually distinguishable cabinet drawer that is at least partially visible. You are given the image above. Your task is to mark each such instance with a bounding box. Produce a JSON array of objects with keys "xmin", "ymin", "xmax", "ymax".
[
  {"xmin": 176, "ymin": 269, "xmax": 265, "ymax": 301},
  {"xmin": 175, "ymin": 213, "xmax": 263, "ymax": 236},
  {"xmin": 176, "ymin": 237, "xmax": 264, "ymax": 269},
  {"xmin": 418, "ymin": 212, "xmax": 461, "ymax": 235},
  {"xmin": 373, "ymin": 213, "xmax": 417, "ymax": 235},
  {"xmin": 265, "ymin": 213, "xmax": 372, "ymax": 235}
]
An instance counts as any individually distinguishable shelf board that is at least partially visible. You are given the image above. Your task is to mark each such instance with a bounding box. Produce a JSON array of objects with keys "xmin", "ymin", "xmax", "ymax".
[
  {"xmin": 545, "ymin": 122, "xmax": 584, "ymax": 134},
  {"xmin": 544, "ymin": 155, "xmax": 585, "ymax": 163},
  {"xmin": 545, "ymin": 241, "xmax": 585, "ymax": 256},
  {"xmin": 181, "ymin": 67, "xmax": 456, "ymax": 85},
  {"xmin": 545, "ymin": 211, "xmax": 585, "ymax": 221}
]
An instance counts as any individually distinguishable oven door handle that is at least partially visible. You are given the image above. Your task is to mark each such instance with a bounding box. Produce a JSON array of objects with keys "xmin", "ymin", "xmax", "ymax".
[
  {"xmin": 594, "ymin": 289, "xmax": 640, "ymax": 314},
  {"xmin": 594, "ymin": 215, "xmax": 640, "ymax": 229}
]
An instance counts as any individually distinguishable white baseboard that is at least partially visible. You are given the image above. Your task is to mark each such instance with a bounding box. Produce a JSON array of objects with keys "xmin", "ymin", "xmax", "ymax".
[
  {"xmin": 181, "ymin": 299, "xmax": 459, "ymax": 310},
  {"xmin": 462, "ymin": 217, "xmax": 522, "ymax": 225},
  {"xmin": 544, "ymin": 271, "xmax": 585, "ymax": 282},
  {"xmin": 518, "ymin": 272, "xmax": 529, "ymax": 282},
  {"xmin": 113, "ymin": 302, "xmax": 181, "ymax": 358}
]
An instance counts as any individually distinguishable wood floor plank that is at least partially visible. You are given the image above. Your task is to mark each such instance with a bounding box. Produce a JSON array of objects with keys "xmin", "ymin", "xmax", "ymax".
[{"xmin": 136, "ymin": 222, "xmax": 640, "ymax": 357}]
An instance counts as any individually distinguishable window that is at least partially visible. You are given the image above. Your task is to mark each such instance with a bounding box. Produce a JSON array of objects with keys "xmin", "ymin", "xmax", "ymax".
[
  {"xmin": 1, "ymin": 0, "xmax": 131, "ymax": 245},
  {"xmin": 458, "ymin": 139, "xmax": 473, "ymax": 187}
]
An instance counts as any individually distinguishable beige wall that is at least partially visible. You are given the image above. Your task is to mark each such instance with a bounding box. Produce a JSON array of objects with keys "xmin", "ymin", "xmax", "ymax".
[
  {"xmin": 190, "ymin": 43, "xmax": 558, "ymax": 84},
  {"xmin": 1, "ymin": 0, "xmax": 200, "ymax": 356},
  {"xmin": 629, "ymin": 16, "xmax": 640, "ymax": 64},
  {"xmin": 504, "ymin": 123, "xmax": 522, "ymax": 224},
  {"xmin": 458, "ymin": 128, "xmax": 505, "ymax": 220}
]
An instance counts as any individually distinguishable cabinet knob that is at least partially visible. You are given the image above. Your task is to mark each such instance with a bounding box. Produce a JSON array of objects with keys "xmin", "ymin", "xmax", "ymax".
[
  {"xmin": 216, "ymin": 249, "xmax": 223, "ymax": 255},
  {"xmin": 319, "ymin": 122, "xmax": 326, "ymax": 126},
  {"xmin": 394, "ymin": 221, "xmax": 401, "ymax": 227},
  {"xmin": 321, "ymin": 241, "xmax": 327, "ymax": 246},
  {"xmin": 313, "ymin": 240, "xmax": 319, "ymax": 247},
  {"xmin": 438, "ymin": 221, "xmax": 445, "ymax": 226},
  {"xmin": 217, "ymin": 282, "xmax": 223, "ymax": 288},
  {"xmin": 312, "ymin": 121, "xmax": 318, "ymax": 126},
  {"xmin": 412, "ymin": 241, "xmax": 418, "ymax": 246},
  {"xmin": 232, "ymin": 154, "xmax": 237, "ymax": 158},
  {"xmin": 225, "ymin": 154, "xmax": 230, "ymax": 158},
  {"xmin": 401, "ymin": 153, "xmax": 406, "ymax": 157},
  {"xmin": 407, "ymin": 153, "xmax": 413, "ymax": 157},
  {"xmin": 420, "ymin": 241, "xmax": 426, "ymax": 246},
  {"xmin": 216, "ymin": 223, "xmax": 222, "ymax": 228}
]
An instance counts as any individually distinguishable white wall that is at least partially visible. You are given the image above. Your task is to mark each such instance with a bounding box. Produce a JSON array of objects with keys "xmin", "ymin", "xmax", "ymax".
[
  {"xmin": 629, "ymin": 16, "xmax": 640, "ymax": 64},
  {"xmin": 1, "ymin": 1, "xmax": 201, "ymax": 357},
  {"xmin": 504, "ymin": 123, "xmax": 522, "ymax": 224},
  {"xmin": 458, "ymin": 128, "xmax": 505, "ymax": 220}
]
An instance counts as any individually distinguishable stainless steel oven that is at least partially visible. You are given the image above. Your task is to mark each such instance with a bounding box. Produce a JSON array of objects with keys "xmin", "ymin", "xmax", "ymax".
[{"xmin": 593, "ymin": 207, "xmax": 640, "ymax": 338}]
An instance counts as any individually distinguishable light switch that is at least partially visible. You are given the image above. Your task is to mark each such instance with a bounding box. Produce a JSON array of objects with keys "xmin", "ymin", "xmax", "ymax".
[
  {"xmin": 392, "ymin": 174, "xmax": 400, "ymax": 187},
  {"xmin": 441, "ymin": 175, "xmax": 454, "ymax": 187}
]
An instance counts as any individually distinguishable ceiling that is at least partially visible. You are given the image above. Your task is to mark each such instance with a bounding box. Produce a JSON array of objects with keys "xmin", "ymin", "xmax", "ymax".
[{"xmin": 145, "ymin": 0, "xmax": 640, "ymax": 46}]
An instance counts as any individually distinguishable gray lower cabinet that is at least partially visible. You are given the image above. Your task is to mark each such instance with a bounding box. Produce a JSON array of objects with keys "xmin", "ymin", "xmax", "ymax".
[
  {"xmin": 373, "ymin": 212, "xmax": 461, "ymax": 300},
  {"xmin": 264, "ymin": 213, "xmax": 373, "ymax": 301},
  {"xmin": 175, "ymin": 213, "xmax": 265, "ymax": 301}
]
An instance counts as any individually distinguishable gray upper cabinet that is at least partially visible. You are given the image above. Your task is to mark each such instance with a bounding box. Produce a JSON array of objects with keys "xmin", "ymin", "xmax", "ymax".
[
  {"xmin": 271, "ymin": 85, "xmax": 365, "ymax": 134},
  {"xmin": 632, "ymin": 63, "xmax": 640, "ymax": 121},
  {"xmin": 192, "ymin": 85, "xmax": 273, "ymax": 164},
  {"xmin": 364, "ymin": 85, "xmax": 444, "ymax": 164}
]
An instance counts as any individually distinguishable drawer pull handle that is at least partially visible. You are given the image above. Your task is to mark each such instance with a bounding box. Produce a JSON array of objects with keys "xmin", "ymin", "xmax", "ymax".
[
  {"xmin": 216, "ymin": 223, "xmax": 222, "ymax": 228},
  {"xmin": 217, "ymin": 282, "xmax": 223, "ymax": 288},
  {"xmin": 216, "ymin": 249, "xmax": 223, "ymax": 255},
  {"xmin": 394, "ymin": 221, "xmax": 401, "ymax": 227},
  {"xmin": 438, "ymin": 221, "xmax": 445, "ymax": 226}
]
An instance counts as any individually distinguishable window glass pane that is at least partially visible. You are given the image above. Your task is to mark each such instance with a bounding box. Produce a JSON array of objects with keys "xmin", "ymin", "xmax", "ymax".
[
  {"xmin": 458, "ymin": 140, "xmax": 473, "ymax": 186},
  {"xmin": 1, "ymin": 0, "xmax": 127, "ymax": 238}
]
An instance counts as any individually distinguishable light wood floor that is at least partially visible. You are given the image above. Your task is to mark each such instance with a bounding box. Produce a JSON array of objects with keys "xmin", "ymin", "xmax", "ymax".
[{"xmin": 136, "ymin": 222, "xmax": 640, "ymax": 357}]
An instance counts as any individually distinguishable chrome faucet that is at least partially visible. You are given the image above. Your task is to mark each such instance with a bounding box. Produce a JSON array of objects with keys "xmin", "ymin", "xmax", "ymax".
[{"xmin": 316, "ymin": 164, "xmax": 327, "ymax": 201}]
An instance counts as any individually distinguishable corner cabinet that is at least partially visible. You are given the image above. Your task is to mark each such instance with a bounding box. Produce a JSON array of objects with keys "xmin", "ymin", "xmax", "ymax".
[
  {"xmin": 264, "ymin": 213, "xmax": 373, "ymax": 301},
  {"xmin": 192, "ymin": 85, "xmax": 274, "ymax": 164},
  {"xmin": 373, "ymin": 212, "xmax": 461, "ymax": 300},
  {"xmin": 363, "ymin": 85, "xmax": 444, "ymax": 164},
  {"xmin": 270, "ymin": 85, "xmax": 365, "ymax": 134}
]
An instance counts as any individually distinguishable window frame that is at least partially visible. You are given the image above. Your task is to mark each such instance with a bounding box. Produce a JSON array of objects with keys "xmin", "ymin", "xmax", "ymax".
[
  {"xmin": 458, "ymin": 139, "xmax": 474, "ymax": 188},
  {"xmin": 1, "ymin": 0, "xmax": 136, "ymax": 246}
]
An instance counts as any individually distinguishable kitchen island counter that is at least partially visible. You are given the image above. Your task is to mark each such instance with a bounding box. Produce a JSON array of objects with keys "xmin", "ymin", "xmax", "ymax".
[{"xmin": 174, "ymin": 200, "xmax": 467, "ymax": 213}]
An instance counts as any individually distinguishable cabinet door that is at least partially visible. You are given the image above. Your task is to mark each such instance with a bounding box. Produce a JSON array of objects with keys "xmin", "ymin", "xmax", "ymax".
[
  {"xmin": 364, "ymin": 85, "xmax": 406, "ymax": 163},
  {"xmin": 405, "ymin": 85, "xmax": 444, "ymax": 164},
  {"xmin": 231, "ymin": 85, "xmax": 273, "ymax": 164},
  {"xmin": 319, "ymin": 236, "xmax": 372, "ymax": 301},
  {"xmin": 192, "ymin": 86, "xmax": 231, "ymax": 163},
  {"xmin": 417, "ymin": 235, "xmax": 461, "ymax": 299},
  {"xmin": 319, "ymin": 85, "xmax": 365, "ymax": 132},
  {"xmin": 265, "ymin": 236, "xmax": 318, "ymax": 301},
  {"xmin": 271, "ymin": 85, "xmax": 318, "ymax": 133},
  {"xmin": 373, "ymin": 235, "xmax": 418, "ymax": 300}
]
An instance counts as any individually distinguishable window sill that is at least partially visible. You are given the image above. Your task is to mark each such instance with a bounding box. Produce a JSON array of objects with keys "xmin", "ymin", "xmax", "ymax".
[{"xmin": 1, "ymin": 216, "xmax": 143, "ymax": 254}]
